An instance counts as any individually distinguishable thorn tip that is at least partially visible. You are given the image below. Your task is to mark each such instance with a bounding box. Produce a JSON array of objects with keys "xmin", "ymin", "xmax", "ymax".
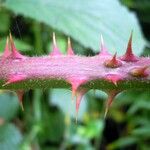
[
  {"xmin": 53, "ymin": 32, "xmax": 57, "ymax": 47},
  {"xmin": 67, "ymin": 37, "xmax": 74, "ymax": 55},
  {"xmin": 104, "ymin": 90, "xmax": 120, "ymax": 118},
  {"xmin": 130, "ymin": 66, "xmax": 149, "ymax": 77},
  {"xmin": 121, "ymin": 32, "xmax": 138, "ymax": 62},
  {"xmin": 9, "ymin": 33, "xmax": 25, "ymax": 59},
  {"xmin": 50, "ymin": 32, "xmax": 62, "ymax": 55},
  {"xmin": 99, "ymin": 34, "xmax": 109, "ymax": 56},
  {"xmin": 104, "ymin": 52, "xmax": 122, "ymax": 68}
]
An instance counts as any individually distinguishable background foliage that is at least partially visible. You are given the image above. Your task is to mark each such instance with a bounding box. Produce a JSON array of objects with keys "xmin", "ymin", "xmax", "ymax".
[{"xmin": 0, "ymin": 0, "xmax": 150, "ymax": 149}]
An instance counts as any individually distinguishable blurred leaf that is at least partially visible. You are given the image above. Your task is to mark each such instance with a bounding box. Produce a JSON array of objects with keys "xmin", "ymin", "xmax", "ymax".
[
  {"xmin": 132, "ymin": 126, "xmax": 150, "ymax": 138},
  {"xmin": 127, "ymin": 90, "xmax": 150, "ymax": 114},
  {"xmin": 0, "ymin": 10, "xmax": 10, "ymax": 33},
  {"xmin": 49, "ymin": 89, "xmax": 87, "ymax": 121},
  {"xmin": 4, "ymin": 0, "xmax": 146, "ymax": 55},
  {"xmin": 139, "ymin": 144, "xmax": 150, "ymax": 150},
  {"xmin": 0, "ymin": 37, "xmax": 32, "ymax": 53},
  {"xmin": 141, "ymin": 47, "xmax": 150, "ymax": 56},
  {"xmin": 121, "ymin": 0, "xmax": 150, "ymax": 23},
  {"xmin": 89, "ymin": 90, "xmax": 107, "ymax": 99},
  {"xmin": 77, "ymin": 119, "xmax": 104, "ymax": 139},
  {"xmin": 0, "ymin": 123, "xmax": 22, "ymax": 150},
  {"xmin": 114, "ymin": 90, "xmax": 150, "ymax": 107},
  {"xmin": 122, "ymin": 0, "xmax": 150, "ymax": 11},
  {"xmin": 110, "ymin": 109, "xmax": 126, "ymax": 122},
  {"xmin": 0, "ymin": 92, "xmax": 19, "ymax": 121},
  {"xmin": 76, "ymin": 144, "xmax": 94, "ymax": 150},
  {"xmin": 128, "ymin": 100, "xmax": 150, "ymax": 115},
  {"xmin": 131, "ymin": 117, "xmax": 150, "ymax": 127},
  {"xmin": 108, "ymin": 136, "xmax": 138, "ymax": 150},
  {"xmin": 68, "ymin": 134, "xmax": 89, "ymax": 145},
  {"xmin": 65, "ymin": 122, "xmax": 89, "ymax": 146},
  {"xmin": 85, "ymin": 90, "xmax": 106, "ymax": 115},
  {"xmin": 39, "ymin": 106, "xmax": 65, "ymax": 143}
]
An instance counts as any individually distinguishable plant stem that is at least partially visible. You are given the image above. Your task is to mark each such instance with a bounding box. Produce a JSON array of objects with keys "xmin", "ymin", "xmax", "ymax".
[{"xmin": 0, "ymin": 55, "xmax": 150, "ymax": 90}]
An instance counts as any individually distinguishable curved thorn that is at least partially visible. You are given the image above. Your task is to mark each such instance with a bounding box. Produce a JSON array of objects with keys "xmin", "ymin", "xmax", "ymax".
[
  {"xmin": 99, "ymin": 34, "xmax": 109, "ymax": 55},
  {"xmin": 105, "ymin": 74, "xmax": 123, "ymax": 86},
  {"xmin": 121, "ymin": 31, "xmax": 138, "ymax": 62},
  {"xmin": 75, "ymin": 88, "xmax": 87, "ymax": 123},
  {"xmin": 104, "ymin": 90, "xmax": 120, "ymax": 118},
  {"xmin": 50, "ymin": 32, "xmax": 62, "ymax": 55},
  {"xmin": 53, "ymin": 32, "xmax": 57, "ymax": 48},
  {"xmin": 125, "ymin": 31, "xmax": 133, "ymax": 57},
  {"xmin": 104, "ymin": 106, "xmax": 108, "ymax": 119},
  {"xmin": 130, "ymin": 66, "xmax": 149, "ymax": 77},
  {"xmin": 9, "ymin": 33, "xmax": 25, "ymax": 59},
  {"xmin": 67, "ymin": 37, "xmax": 74, "ymax": 55},
  {"xmin": 2, "ymin": 74, "xmax": 26, "ymax": 87},
  {"xmin": 105, "ymin": 52, "xmax": 122, "ymax": 68}
]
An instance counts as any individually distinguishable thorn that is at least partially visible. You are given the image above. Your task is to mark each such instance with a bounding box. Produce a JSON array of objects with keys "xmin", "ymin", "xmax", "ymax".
[
  {"xmin": 9, "ymin": 33, "xmax": 26, "ymax": 59},
  {"xmin": 72, "ymin": 84, "xmax": 78, "ymax": 99},
  {"xmin": 104, "ymin": 90, "xmax": 120, "ymax": 118},
  {"xmin": 16, "ymin": 90, "xmax": 24, "ymax": 111},
  {"xmin": 67, "ymin": 37, "xmax": 74, "ymax": 55},
  {"xmin": 71, "ymin": 91, "xmax": 75, "ymax": 102},
  {"xmin": 71, "ymin": 86, "xmax": 76, "ymax": 103},
  {"xmin": 130, "ymin": 66, "xmax": 149, "ymax": 77},
  {"xmin": 68, "ymin": 77, "xmax": 88, "ymax": 101},
  {"xmin": 71, "ymin": 81, "xmax": 80, "ymax": 102},
  {"xmin": 75, "ymin": 88, "xmax": 87, "ymax": 123},
  {"xmin": 104, "ymin": 107, "xmax": 108, "ymax": 119},
  {"xmin": 53, "ymin": 32, "xmax": 57, "ymax": 48},
  {"xmin": 50, "ymin": 32, "xmax": 62, "ymax": 55},
  {"xmin": 2, "ymin": 74, "xmax": 26, "ymax": 87},
  {"xmin": 105, "ymin": 74, "xmax": 123, "ymax": 86},
  {"xmin": 120, "ymin": 31, "xmax": 138, "ymax": 62},
  {"xmin": 104, "ymin": 52, "xmax": 122, "ymax": 68},
  {"xmin": 67, "ymin": 77, "xmax": 88, "ymax": 123},
  {"xmin": 2, "ymin": 37, "xmax": 10, "ymax": 59},
  {"xmin": 99, "ymin": 35, "xmax": 109, "ymax": 56}
]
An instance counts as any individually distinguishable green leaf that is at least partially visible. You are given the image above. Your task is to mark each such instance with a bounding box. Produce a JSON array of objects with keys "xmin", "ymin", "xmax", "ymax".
[
  {"xmin": 127, "ymin": 90, "xmax": 150, "ymax": 114},
  {"xmin": 108, "ymin": 136, "xmax": 138, "ymax": 150},
  {"xmin": 114, "ymin": 90, "xmax": 150, "ymax": 107},
  {"xmin": 0, "ymin": 10, "xmax": 10, "ymax": 33},
  {"xmin": 132, "ymin": 126, "xmax": 150, "ymax": 138},
  {"xmin": 3, "ymin": 0, "xmax": 146, "ymax": 55},
  {"xmin": 0, "ymin": 123, "xmax": 22, "ymax": 150},
  {"xmin": 77, "ymin": 119, "xmax": 104, "ymax": 139},
  {"xmin": 0, "ymin": 37, "xmax": 32, "ymax": 53},
  {"xmin": 0, "ymin": 92, "xmax": 19, "ymax": 121},
  {"xmin": 40, "ymin": 105, "xmax": 65, "ymax": 143}
]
